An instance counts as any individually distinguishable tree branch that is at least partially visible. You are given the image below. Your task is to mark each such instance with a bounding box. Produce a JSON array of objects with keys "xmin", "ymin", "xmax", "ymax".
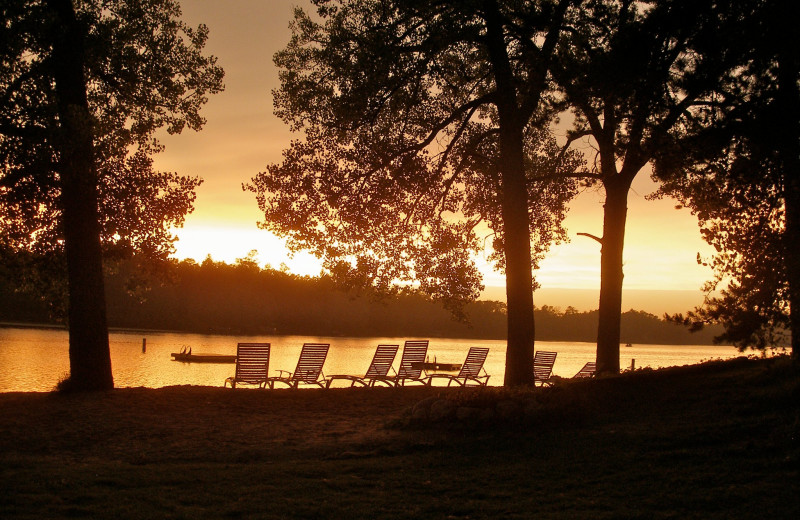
[
  {"xmin": 559, "ymin": 128, "xmax": 593, "ymax": 159},
  {"xmin": 577, "ymin": 232, "xmax": 602, "ymax": 244}
]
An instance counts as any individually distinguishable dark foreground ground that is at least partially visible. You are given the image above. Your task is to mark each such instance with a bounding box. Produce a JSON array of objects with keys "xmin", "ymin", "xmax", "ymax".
[{"xmin": 0, "ymin": 356, "xmax": 798, "ymax": 519}]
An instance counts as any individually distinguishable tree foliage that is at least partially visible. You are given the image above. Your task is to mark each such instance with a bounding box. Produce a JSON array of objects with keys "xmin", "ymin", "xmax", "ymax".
[
  {"xmin": 656, "ymin": 100, "xmax": 790, "ymax": 350},
  {"xmin": 554, "ymin": 0, "xmax": 744, "ymax": 372},
  {"xmin": 0, "ymin": 0, "xmax": 224, "ymax": 390},
  {"xmin": 247, "ymin": 0, "xmax": 585, "ymax": 385},
  {"xmin": 250, "ymin": 123, "xmax": 582, "ymax": 309},
  {"xmin": 653, "ymin": 0, "xmax": 799, "ymax": 353},
  {"xmin": 0, "ymin": 0, "xmax": 224, "ymax": 309}
]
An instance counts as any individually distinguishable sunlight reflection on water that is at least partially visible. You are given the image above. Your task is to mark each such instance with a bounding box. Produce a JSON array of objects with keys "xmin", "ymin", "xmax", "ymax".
[{"xmin": 0, "ymin": 326, "xmax": 740, "ymax": 392}]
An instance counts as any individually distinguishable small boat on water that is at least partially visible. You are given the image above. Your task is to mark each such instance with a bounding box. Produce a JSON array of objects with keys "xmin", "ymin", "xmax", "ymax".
[
  {"xmin": 411, "ymin": 361, "xmax": 462, "ymax": 372},
  {"xmin": 171, "ymin": 353, "xmax": 237, "ymax": 363},
  {"xmin": 171, "ymin": 346, "xmax": 236, "ymax": 364}
]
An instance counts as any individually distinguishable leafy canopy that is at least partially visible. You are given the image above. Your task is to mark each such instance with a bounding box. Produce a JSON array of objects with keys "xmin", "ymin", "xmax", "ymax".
[
  {"xmin": 0, "ymin": 0, "xmax": 224, "ymax": 276},
  {"xmin": 653, "ymin": 0, "xmax": 797, "ymax": 350},
  {"xmin": 246, "ymin": 0, "xmax": 584, "ymax": 314}
]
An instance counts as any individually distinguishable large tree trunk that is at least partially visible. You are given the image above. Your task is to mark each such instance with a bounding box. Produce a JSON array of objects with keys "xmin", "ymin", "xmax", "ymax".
[
  {"xmin": 784, "ymin": 177, "xmax": 800, "ymax": 361},
  {"xmin": 501, "ymin": 124, "xmax": 537, "ymax": 386},
  {"xmin": 49, "ymin": 0, "xmax": 113, "ymax": 391},
  {"xmin": 484, "ymin": 0, "xmax": 536, "ymax": 386},
  {"xmin": 596, "ymin": 176, "xmax": 632, "ymax": 375},
  {"xmin": 776, "ymin": 38, "xmax": 800, "ymax": 361}
]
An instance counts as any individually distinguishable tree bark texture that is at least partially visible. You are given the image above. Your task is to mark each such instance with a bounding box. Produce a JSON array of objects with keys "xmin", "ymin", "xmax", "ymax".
[
  {"xmin": 48, "ymin": 0, "xmax": 113, "ymax": 390},
  {"xmin": 484, "ymin": 0, "xmax": 536, "ymax": 385},
  {"xmin": 595, "ymin": 177, "xmax": 631, "ymax": 375},
  {"xmin": 776, "ymin": 33, "xmax": 800, "ymax": 361},
  {"xmin": 500, "ymin": 123, "xmax": 537, "ymax": 386}
]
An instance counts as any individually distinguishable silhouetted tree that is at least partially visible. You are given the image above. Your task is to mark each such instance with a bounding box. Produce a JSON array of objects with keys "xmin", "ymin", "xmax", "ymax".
[
  {"xmin": 0, "ymin": 0, "xmax": 224, "ymax": 390},
  {"xmin": 247, "ymin": 0, "xmax": 584, "ymax": 385},
  {"xmin": 654, "ymin": 0, "xmax": 800, "ymax": 357},
  {"xmin": 554, "ymin": 0, "xmax": 741, "ymax": 373}
]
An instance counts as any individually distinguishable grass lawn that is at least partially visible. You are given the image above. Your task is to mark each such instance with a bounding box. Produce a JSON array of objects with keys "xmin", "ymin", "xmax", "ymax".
[{"xmin": 1, "ymin": 356, "xmax": 798, "ymax": 519}]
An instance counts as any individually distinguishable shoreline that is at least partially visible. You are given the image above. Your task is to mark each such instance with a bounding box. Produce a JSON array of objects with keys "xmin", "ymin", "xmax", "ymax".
[{"xmin": 0, "ymin": 320, "xmax": 732, "ymax": 346}]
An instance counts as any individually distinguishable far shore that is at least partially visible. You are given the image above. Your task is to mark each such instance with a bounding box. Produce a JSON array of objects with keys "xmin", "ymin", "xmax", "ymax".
[
  {"xmin": 0, "ymin": 320, "xmax": 729, "ymax": 346},
  {"xmin": 1, "ymin": 356, "xmax": 797, "ymax": 519}
]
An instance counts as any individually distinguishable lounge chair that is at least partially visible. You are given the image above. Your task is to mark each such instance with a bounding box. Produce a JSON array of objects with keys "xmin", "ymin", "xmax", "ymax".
[
  {"xmin": 223, "ymin": 342, "xmax": 270, "ymax": 388},
  {"xmin": 325, "ymin": 344, "xmax": 399, "ymax": 388},
  {"xmin": 267, "ymin": 343, "xmax": 330, "ymax": 389},
  {"xmin": 388, "ymin": 340, "xmax": 429, "ymax": 387},
  {"xmin": 573, "ymin": 361, "xmax": 596, "ymax": 378},
  {"xmin": 533, "ymin": 350, "xmax": 557, "ymax": 386},
  {"xmin": 425, "ymin": 347, "xmax": 490, "ymax": 387}
]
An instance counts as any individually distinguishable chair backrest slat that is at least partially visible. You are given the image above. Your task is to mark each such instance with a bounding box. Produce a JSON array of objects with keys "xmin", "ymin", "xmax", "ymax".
[
  {"xmin": 364, "ymin": 344, "xmax": 399, "ymax": 378},
  {"xmin": 458, "ymin": 347, "xmax": 490, "ymax": 378},
  {"xmin": 292, "ymin": 343, "xmax": 329, "ymax": 382},
  {"xmin": 533, "ymin": 350, "xmax": 557, "ymax": 381},
  {"xmin": 397, "ymin": 340, "xmax": 429, "ymax": 379},
  {"xmin": 235, "ymin": 342, "xmax": 270, "ymax": 383},
  {"xmin": 574, "ymin": 361, "xmax": 596, "ymax": 378}
]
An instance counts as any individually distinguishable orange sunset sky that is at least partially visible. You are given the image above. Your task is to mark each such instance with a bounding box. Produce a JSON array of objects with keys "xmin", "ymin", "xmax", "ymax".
[{"xmin": 152, "ymin": 0, "xmax": 717, "ymax": 315}]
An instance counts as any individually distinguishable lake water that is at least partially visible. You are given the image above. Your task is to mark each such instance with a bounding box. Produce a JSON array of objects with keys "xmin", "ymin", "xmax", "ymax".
[{"xmin": 0, "ymin": 326, "xmax": 740, "ymax": 392}]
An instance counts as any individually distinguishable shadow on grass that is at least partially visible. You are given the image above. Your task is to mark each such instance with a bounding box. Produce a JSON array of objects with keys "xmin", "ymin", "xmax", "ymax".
[{"xmin": 1, "ymin": 356, "xmax": 798, "ymax": 519}]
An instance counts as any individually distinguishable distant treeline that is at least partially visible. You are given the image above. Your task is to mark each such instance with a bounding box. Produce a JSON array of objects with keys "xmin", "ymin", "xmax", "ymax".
[{"xmin": 0, "ymin": 258, "xmax": 723, "ymax": 344}]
